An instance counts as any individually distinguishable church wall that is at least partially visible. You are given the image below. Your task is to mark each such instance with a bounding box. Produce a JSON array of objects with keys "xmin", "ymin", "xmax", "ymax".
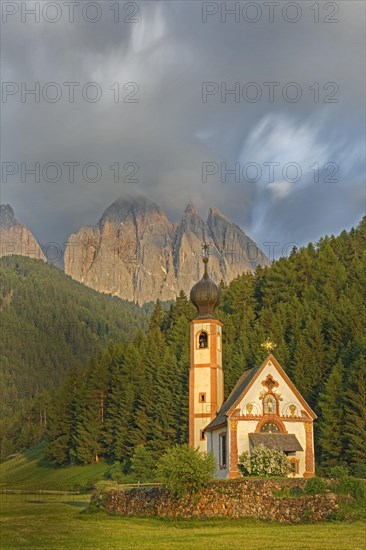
[
  {"xmin": 283, "ymin": 420, "xmax": 307, "ymax": 477},
  {"xmin": 194, "ymin": 347, "xmax": 210, "ymax": 364},
  {"xmin": 210, "ymin": 427, "xmax": 229, "ymax": 479},
  {"xmin": 192, "ymin": 365, "xmax": 212, "ymax": 452},
  {"xmin": 216, "ymin": 369, "xmax": 224, "ymax": 411},
  {"xmin": 226, "ymin": 360, "xmax": 314, "ymax": 478},
  {"xmin": 194, "ymin": 418, "xmax": 212, "ymax": 453},
  {"xmin": 235, "ymin": 362, "xmax": 307, "ymax": 416},
  {"xmin": 236, "ymin": 419, "xmax": 257, "ymax": 455},
  {"xmin": 193, "ymin": 368, "xmax": 211, "ymax": 412},
  {"xmin": 216, "ymin": 325, "xmax": 222, "ymax": 364}
]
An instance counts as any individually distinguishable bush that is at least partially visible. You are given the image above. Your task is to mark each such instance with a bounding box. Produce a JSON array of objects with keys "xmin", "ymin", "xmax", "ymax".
[
  {"xmin": 108, "ymin": 461, "xmax": 126, "ymax": 483},
  {"xmin": 335, "ymin": 476, "xmax": 366, "ymax": 499},
  {"xmin": 238, "ymin": 444, "xmax": 290, "ymax": 477},
  {"xmin": 273, "ymin": 486, "xmax": 304, "ymax": 498},
  {"xmin": 304, "ymin": 477, "xmax": 326, "ymax": 495},
  {"xmin": 130, "ymin": 445, "xmax": 157, "ymax": 482},
  {"xmin": 353, "ymin": 464, "xmax": 366, "ymax": 479},
  {"xmin": 327, "ymin": 465, "xmax": 349, "ymax": 479},
  {"xmin": 157, "ymin": 444, "xmax": 216, "ymax": 499}
]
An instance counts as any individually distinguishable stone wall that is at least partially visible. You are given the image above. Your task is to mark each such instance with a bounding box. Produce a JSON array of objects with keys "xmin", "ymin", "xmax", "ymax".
[{"xmin": 94, "ymin": 479, "xmax": 338, "ymax": 523}]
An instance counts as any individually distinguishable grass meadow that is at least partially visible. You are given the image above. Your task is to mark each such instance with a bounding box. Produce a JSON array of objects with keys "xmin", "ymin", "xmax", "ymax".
[
  {"xmin": 0, "ymin": 446, "xmax": 365, "ymax": 549},
  {"xmin": 0, "ymin": 493, "xmax": 365, "ymax": 550},
  {"xmin": 0, "ymin": 444, "xmax": 110, "ymax": 492}
]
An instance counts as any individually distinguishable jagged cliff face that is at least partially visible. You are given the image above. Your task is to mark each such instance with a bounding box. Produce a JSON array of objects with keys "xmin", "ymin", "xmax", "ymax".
[
  {"xmin": 64, "ymin": 197, "xmax": 268, "ymax": 303},
  {"xmin": 0, "ymin": 205, "xmax": 46, "ymax": 261}
]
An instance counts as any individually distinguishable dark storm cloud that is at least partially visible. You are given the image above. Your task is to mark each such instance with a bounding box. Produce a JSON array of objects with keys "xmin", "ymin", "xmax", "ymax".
[{"xmin": 1, "ymin": 0, "xmax": 365, "ymax": 255}]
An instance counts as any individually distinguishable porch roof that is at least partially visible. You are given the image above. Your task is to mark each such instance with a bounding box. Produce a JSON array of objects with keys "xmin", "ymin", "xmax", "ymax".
[{"xmin": 248, "ymin": 433, "xmax": 303, "ymax": 452}]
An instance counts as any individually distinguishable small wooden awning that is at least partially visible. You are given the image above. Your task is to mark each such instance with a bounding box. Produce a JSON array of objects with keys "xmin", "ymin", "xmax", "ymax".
[{"xmin": 249, "ymin": 433, "xmax": 303, "ymax": 452}]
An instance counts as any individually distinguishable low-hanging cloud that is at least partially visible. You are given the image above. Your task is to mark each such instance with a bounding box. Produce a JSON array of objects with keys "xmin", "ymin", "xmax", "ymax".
[{"xmin": 1, "ymin": 0, "xmax": 365, "ymax": 256}]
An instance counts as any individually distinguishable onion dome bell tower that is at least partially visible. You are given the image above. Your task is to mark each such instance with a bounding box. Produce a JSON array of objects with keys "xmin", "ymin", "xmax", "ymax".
[
  {"xmin": 189, "ymin": 243, "xmax": 224, "ymax": 451},
  {"xmin": 190, "ymin": 245, "xmax": 221, "ymax": 320}
]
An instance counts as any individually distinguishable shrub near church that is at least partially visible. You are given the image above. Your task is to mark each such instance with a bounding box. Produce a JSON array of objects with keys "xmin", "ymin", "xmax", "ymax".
[{"xmin": 238, "ymin": 444, "xmax": 290, "ymax": 477}]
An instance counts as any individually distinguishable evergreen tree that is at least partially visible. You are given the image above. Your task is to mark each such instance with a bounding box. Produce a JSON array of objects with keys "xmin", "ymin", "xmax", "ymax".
[
  {"xmin": 318, "ymin": 360, "xmax": 345, "ymax": 468},
  {"xmin": 148, "ymin": 349, "xmax": 177, "ymax": 454},
  {"xmin": 73, "ymin": 351, "xmax": 110, "ymax": 463},
  {"xmin": 113, "ymin": 343, "xmax": 143, "ymax": 460},
  {"xmin": 344, "ymin": 356, "xmax": 366, "ymax": 474},
  {"xmin": 46, "ymin": 367, "xmax": 83, "ymax": 465},
  {"xmin": 293, "ymin": 310, "xmax": 326, "ymax": 405}
]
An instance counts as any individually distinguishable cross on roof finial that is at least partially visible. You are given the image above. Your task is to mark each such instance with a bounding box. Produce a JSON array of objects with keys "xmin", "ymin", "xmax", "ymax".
[
  {"xmin": 202, "ymin": 242, "xmax": 210, "ymax": 264},
  {"xmin": 261, "ymin": 339, "xmax": 277, "ymax": 353}
]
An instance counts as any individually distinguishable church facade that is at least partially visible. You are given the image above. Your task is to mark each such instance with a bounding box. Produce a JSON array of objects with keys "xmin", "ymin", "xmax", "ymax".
[{"xmin": 189, "ymin": 247, "xmax": 316, "ymax": 479}]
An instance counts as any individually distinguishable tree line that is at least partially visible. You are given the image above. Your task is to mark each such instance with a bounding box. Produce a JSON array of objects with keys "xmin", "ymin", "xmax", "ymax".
[
  {"xmin": 0, "ymin": 256, "xmax": 149, "ymax": 459},
  {"xmin": 45, "ymin": 217, "xmax": 366, "ymax": 475}
]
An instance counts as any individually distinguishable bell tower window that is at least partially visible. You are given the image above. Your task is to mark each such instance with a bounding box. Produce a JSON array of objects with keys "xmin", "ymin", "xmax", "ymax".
[
  {"xmin": 198, "ymin": 331, "xmax": 208, "ymax": 349},
  {"xmin": 199, "ymin": 392, "xmax": 206, "ymax": 403}
]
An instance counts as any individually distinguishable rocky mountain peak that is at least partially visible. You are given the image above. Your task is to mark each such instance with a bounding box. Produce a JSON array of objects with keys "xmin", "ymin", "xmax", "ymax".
[
  {"xmin": 64, "ymin": 196, "xmax": 268, "ymax": 303},
  {"xmin": 0, "ymin": 204, "xmax": 46, "ymax": 261},
  {"xmin": 0, "ymin": 204, "xmax": 16, "ymax": 228},
  {"xmin": 183, "ymin": 203, "xmax": 199, "ymax": 215},
  {"xmin": 177, "ymin": 203, "xmax": 206, "ymax": 236},
  {"xmin": 207, "ymin": 206, "xmax": 228, "ymax": 223},
  {"xmin": 99, "ymin": 195, "xmax": 169, "ymax": 227}
]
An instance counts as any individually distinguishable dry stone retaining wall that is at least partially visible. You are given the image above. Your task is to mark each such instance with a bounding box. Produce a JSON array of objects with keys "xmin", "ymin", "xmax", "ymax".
[{"xmin": 94, "ymin": 479, "xmax": 338, "ymax": 523}]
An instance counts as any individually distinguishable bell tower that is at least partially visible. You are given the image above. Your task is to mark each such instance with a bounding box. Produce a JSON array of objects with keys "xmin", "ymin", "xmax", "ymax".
[{"xmin": 189, "ymin": 243, "xmax": 224, "ymax": 452}]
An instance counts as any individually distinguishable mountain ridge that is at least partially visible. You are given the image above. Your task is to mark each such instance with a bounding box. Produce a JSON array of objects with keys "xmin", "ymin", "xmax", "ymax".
[
  {"xmin": 0, "ymin": 204, "xmax": 46, "ymax": 262},
  {"xmin": 64, "ymin": 195, "xmax": 269, "ymax": 303}
]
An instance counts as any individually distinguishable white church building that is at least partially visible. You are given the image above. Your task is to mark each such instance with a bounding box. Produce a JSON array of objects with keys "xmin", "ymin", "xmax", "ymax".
[{"xmin": 189, "ymin": 247, "xmax": 316, "ymax": 479}]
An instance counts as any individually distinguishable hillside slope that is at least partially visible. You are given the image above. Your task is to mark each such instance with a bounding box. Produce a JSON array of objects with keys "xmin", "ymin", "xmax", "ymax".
[
  {"xmin": 0, "ymin": 443, "xmax": 109, "ymax": 490},
  {"xmin": 0, "ymin": 255, "xmax": 148, "ymax": 457}
]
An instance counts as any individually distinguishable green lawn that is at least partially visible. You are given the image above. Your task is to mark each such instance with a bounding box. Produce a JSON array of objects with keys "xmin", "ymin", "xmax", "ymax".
[
  {"xmin": 0, "ymin": 444, "xmax": 110, "ymax": 491},
  {"xmin": 0, "ymin": 494, "xmax": 365, "ymax": 550},
  {"xmin": 1, "ymin": 446, "xmax": 365, "ymax": 549}
]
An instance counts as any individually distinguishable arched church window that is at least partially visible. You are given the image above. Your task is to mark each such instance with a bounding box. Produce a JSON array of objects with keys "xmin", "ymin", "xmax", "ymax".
[
  {"xmin": 198, "ymin": 331, "xmax": 208, "ymax": 348},
  {"xmin": 263, "ymin": 394, "xmax": 277, "ymax": 414},
  {"xmin": 260, "ymin": 422, "xmax": 280, "ymax": 433}
]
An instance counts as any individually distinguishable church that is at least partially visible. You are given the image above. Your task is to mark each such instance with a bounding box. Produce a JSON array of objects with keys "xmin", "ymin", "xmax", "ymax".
[{"xmin": 189, "ymin": 245, "xmax": 316, "ymax": 479}]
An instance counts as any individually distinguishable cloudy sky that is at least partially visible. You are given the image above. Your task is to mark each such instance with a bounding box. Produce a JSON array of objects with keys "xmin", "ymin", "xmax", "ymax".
[{"xmin": 1, "ymin": 0, "xmax": 365, "ymax": 258}]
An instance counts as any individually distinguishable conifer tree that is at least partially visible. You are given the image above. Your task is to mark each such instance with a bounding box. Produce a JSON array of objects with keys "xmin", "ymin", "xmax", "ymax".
[
  {"xmin": 116, "ymin": 343, "xmax": 145, "ymax": 458},
  {"xmin": 148, "ymin": 349, "xmax": 177, "ymax": 454},
  {"xmin": 73, "ymin": 351, "xmax": 110, "ymax": 463},
  {"xmin": 165, "ymin": 314, "xmax": 190, "ymax": 443},
  {"xmin": 293, "ymin": 310, "xmax": 326, "ymax": 405},
  {"xmin": 318, "ymin": 360, "xmax": 345, "ymax": 468},
  {"xmin": 344, "ymin": 356, "xmax": 366, "ymax": 474},
  {"xmin": 46, "ymin": 366, "xmax": 83, "ymax": 465}
]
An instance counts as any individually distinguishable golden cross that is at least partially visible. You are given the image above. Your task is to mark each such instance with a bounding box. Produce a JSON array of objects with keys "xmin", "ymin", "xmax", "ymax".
[{"xmin": 261, "ymin": 339, "xmax": 277, "ymax": 353}]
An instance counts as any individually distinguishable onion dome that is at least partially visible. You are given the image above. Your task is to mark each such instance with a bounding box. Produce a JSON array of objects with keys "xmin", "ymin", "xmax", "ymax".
[{"xmin": 190, "ymin": 243, "xmax": 221, "ymax": 320}]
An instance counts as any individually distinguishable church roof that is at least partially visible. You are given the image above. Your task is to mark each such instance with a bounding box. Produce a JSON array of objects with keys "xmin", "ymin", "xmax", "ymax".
[
  {"xmin": 249, "ymin": 433, "xmax": 303, "ymax": 452},
  {"xmin": 205, "ymin": 365, "xmax": 261, "ymax": 430},
  {"xmin": 205, "ymin": 354, "xmax": 317, "ymax": 432}
]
